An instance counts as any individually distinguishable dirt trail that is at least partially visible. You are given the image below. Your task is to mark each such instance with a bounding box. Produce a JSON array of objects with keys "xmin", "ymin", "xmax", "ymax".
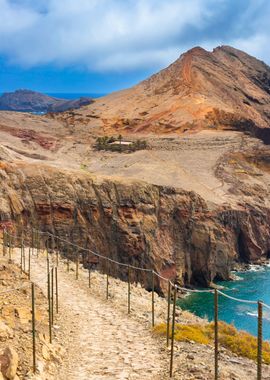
[
  {"xmin": 11, "ymin": 247, "xmax": 270, "ymax": 380},
  {"xmin": 181, "ymin": 53, "xmax": 192, "ymax": 84},
  {"xmin": 19, "ymin": 252, "xmax": 167, "ymax": 380}
]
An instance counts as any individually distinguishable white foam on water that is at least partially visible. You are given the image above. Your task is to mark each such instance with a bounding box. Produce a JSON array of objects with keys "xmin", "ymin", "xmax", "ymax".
[
  {"xmin": 246, "ymin": 311, "xmax": 258, "ymax": 318},
  {"xmin": 248, "ymin": 265, "xmax": 265, "ymax": 272}
]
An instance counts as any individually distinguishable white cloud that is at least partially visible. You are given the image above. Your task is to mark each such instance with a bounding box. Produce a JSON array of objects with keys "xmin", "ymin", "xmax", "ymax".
[
  {"xmin": 0, "ymin": 0, "xmax": 269, "ymax": 72},
  {"xmin": 228, "ymin": 0, "xmax": 270, "ymax": 64},
  {"xmin": 0, "ymin": 0, "xmax": 38, "ymax": 34},
  {"xmin": 231, "ymin": 34, "xmax": 269, "ymax": 63}
]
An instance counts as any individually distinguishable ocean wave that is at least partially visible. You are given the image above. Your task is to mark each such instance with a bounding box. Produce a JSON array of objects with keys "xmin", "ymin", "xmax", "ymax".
[
  {"xmin": 248, "ymin": 265, "xmax": 265, "ymax": 272},
  {"xmin": 230, "ymin": 273, "xmax": 244, "ymax": 281},
  {"xmin": 245, "ymin": 311, "xmax": 270, "ymax": 322},
  {"xmin": 246, "ymin": 311, "xmax": 258, "ymax": 318}
]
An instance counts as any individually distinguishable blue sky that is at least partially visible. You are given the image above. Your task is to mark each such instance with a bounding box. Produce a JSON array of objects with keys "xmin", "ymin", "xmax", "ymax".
[{"xmin": 0, "ymin": 0, "xmax": 269, "ymax": 94}]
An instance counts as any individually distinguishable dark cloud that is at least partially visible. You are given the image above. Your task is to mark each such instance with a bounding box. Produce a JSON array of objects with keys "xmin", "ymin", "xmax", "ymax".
[{"xmin": 0, "ymin": 0, "xmax": 269, "ymax": 72}]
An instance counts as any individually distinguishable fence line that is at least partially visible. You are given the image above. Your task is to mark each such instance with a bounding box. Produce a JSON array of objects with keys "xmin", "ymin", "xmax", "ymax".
[
  {"xmin": 2, "ymin": 227, "xmax": 270, "ymax": 379},
  {"xmin": 32, "ymin": 228, "xmax": 270, "ymax": 308},
  {"xmin": 36, "ymin": 229, "xmax": 153, "ymax": 272},
  {"xmin": 262, "ymin": 302, "xmax": 270, "ymax": 311},
  {"xmin": 0, "ymin": 230, "xmax": 59, "ymax": 376}
]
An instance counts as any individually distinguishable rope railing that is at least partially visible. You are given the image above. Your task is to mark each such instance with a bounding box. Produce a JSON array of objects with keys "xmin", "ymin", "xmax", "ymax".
[
  {"xmin": 2, "ymin": 226, "xmax": 270, "ymax": 379},
  {"xmin": 0, "ymin": 282, "xmax": 30, "ymax": 295},
  {"xmin": 216, "ymin": 289, "xmax": 258, "ymax": 304},
  {"xmin": 32, "ymin": 228, "xmax": 270, "ymax": 304},
  {"xmin": 262, "ymin": 303, "xmax": 270, "ymax": 311},
  {"xmin": 6, "ymin": 227, "xmax": 270, "ymax": 307},
  {"xmin": 36, "ymin": 228, "xmax": 153, "ymax": 272}
]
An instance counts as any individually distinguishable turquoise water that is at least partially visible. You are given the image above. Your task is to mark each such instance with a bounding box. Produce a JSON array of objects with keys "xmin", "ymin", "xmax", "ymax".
[{"xmin": 178, "ymin": 266, "xmax": 270, "ymax": 340}]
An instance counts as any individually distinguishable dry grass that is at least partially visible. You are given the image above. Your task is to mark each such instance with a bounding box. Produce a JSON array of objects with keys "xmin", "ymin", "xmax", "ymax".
[{"xmin": 153, "ymin": 321, "xmax": 270, "ymax": 364}]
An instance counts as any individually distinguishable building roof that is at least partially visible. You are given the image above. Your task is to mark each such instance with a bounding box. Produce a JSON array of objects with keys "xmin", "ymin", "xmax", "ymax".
[{"xmin": 109, "ymin": 141, "xmax": 133, "ymax": 145}]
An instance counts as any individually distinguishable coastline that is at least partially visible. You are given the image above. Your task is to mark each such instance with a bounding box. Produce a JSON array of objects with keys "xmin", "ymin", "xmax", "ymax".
[{"xmin": 178, "ymin": 263, "xmax": 270, "ymax": 339}]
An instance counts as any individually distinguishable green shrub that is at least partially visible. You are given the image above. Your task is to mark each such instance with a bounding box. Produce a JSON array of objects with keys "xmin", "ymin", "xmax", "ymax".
[{"xmin": 95, "ymin": 136, "xmax": 148, "ymax": 153}]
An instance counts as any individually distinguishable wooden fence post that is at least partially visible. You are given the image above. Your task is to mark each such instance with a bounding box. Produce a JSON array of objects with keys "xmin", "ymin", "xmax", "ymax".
[
  {"xmin": 151, "ymin": 270, "xmax": 155, "ymax": 327},
  {"xmin": 76, "ymin": 250, "xmax": 79, "ymax": 280},
  {"xmin": 128, "ymin": 265, "xmax": 131, "ymax": 314},
  {"xmin": 47, "ymin": 270, "xmax": 52, "ymax": 343},
  {"xmin": 214, "ymin": 289, "xmax": 219, "ymax": 380},
  {"xmin": 169, "ymin": 285, "xmax": 177, "ymax": 378},
  {"xmin": 20, "ymin": 238, "xmax": 23, "ymax": 273},
  {"xmin": 31, "ymin": 283, "xmax": 36, "ymax": 373},
  {"xmin": 55, "ymin": 267, "xmax": 59, "ymax": 314},
  {"xmin": 51, "ymin": 268, "xmax": 54, "ymax": 325},
  {"xmin": 8, "ymin": 233, "xmax": 12, "ymax": 261},
  {"xmin": 23, "ymin": 244, "xmax": 26, "ymax": 272},
  {"xmin": 31, "ymin": 227, "xmax": 34, "ymax": 256},
  {"xmin": 106, "ymin": 261, "xmax": 109, "ymax": 300},
  {"xmin": 36, "ymin": 230, "xmax": 40, "ymax": 257},
  {"xmin": 166, "ymin": 280, "xmax": 171, "ymax": 347},
  {"xmin": 47, "ymin": 257, "xmax": 50, "ymax": 276},
  {"xmin": 257, "ymin": 301, "xmax": 263, "ymax": 380},
  {"xmin": 28, "ymin": 247, "xmax": 31, "ymax": 279},
  {"xmin": 55, "ymin": 238, "xmax": 59, "ymax": 266},
  {"xmin": 3, "ymin": 230, "xmax": 7, "ymax": 256}
]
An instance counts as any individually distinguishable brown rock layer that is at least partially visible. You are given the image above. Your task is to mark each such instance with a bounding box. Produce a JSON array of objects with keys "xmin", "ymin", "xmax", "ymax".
[{"xmin": 1, "ymin": 162, "xmax": 270, "ymax": 292}]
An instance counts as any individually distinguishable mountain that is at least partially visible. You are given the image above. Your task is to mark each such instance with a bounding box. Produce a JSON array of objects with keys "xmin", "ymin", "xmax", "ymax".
[
  {"xmin": 0, "ymin": 46, "xmax": 270, "ymax": 290},
  {"xmin": 73, "ymin": 45, "xmax": 270, "ymax": 142},
  {"xmin": 47, "ymin": 97, "xmax": 93, "ymax": 113},
  {"xmin": 0, "ymin": 89, "xmax": 93, "ymax": 113}
]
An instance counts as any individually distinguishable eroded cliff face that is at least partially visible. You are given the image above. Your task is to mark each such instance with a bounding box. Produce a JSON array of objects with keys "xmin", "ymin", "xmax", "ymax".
[{"xmin": 1, "ymin": 161, "xmax": 270, "ymax": 292}]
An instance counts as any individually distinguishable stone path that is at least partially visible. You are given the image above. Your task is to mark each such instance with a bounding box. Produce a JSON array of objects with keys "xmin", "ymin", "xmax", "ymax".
[
  {"xmin": 21, "ymin": 253, "xmax": 167, "ymax": 380},
  {"xmin": 11, "ymin": 249, "xmax": 270, "ymax": 380}
]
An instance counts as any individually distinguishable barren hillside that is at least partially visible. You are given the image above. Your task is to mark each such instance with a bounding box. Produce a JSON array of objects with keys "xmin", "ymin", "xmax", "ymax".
[
  {"xmin": 0, "ymin": 46, "xmax": 270, "ymax": 289},
  {"xmin": 63, "ymin": 45, "xmax": 270, "ymax": 139}
]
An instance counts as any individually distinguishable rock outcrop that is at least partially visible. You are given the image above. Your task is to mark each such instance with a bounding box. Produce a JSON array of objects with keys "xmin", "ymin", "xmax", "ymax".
[
  {"xmin": 0, "ymin": 347, "xmax": 18, "ymax": 380},
  {"xmin": 1, "ymin": 162, "xmax": 270, "ymax": 291}
]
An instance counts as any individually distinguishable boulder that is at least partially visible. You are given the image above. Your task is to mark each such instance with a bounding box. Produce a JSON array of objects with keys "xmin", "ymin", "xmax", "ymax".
[
  {"xmin": 0, "ymin": 346, "xmax": 19, "ymax": 379},
  {"xmin": 0, "ymin": 321, "xmax": 14, "ymax": 342}
]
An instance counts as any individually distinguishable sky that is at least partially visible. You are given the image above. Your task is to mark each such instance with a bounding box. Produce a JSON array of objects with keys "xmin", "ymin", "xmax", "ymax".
[{"xmin": 0, "ymin": 0, "xmax": 269, "ymax": 94}]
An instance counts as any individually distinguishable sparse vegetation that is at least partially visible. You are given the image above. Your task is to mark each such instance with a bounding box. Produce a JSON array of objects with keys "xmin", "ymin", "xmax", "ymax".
[
  {"xmin": 80, "ymin": 163, "xmax": 88, "ymax": 170},
  {"xmin": 95, "ymin": 135, "xmax": 148, "ymax": 153},
  {"xmin": 153, "ymin": 321, "xmax": 270, "ymax": 364}
]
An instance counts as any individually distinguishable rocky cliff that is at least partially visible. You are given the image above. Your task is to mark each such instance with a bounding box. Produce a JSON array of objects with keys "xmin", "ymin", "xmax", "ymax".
[{"xmin": 1, "ymin": 159, "xmax": 270, "ymax": 292}]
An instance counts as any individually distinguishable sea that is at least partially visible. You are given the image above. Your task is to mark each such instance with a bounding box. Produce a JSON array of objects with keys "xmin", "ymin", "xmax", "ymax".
[
  {"xmin": 178, "ymin": 264, "xmax": 270, "ymax": 340},
  {"xmin": 0, "ymin": 92, "xmax": 106, "ymax": 99},
  {"xmin": 47, "ymin": 93, "xmax": 106, "ymax": 99}
]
